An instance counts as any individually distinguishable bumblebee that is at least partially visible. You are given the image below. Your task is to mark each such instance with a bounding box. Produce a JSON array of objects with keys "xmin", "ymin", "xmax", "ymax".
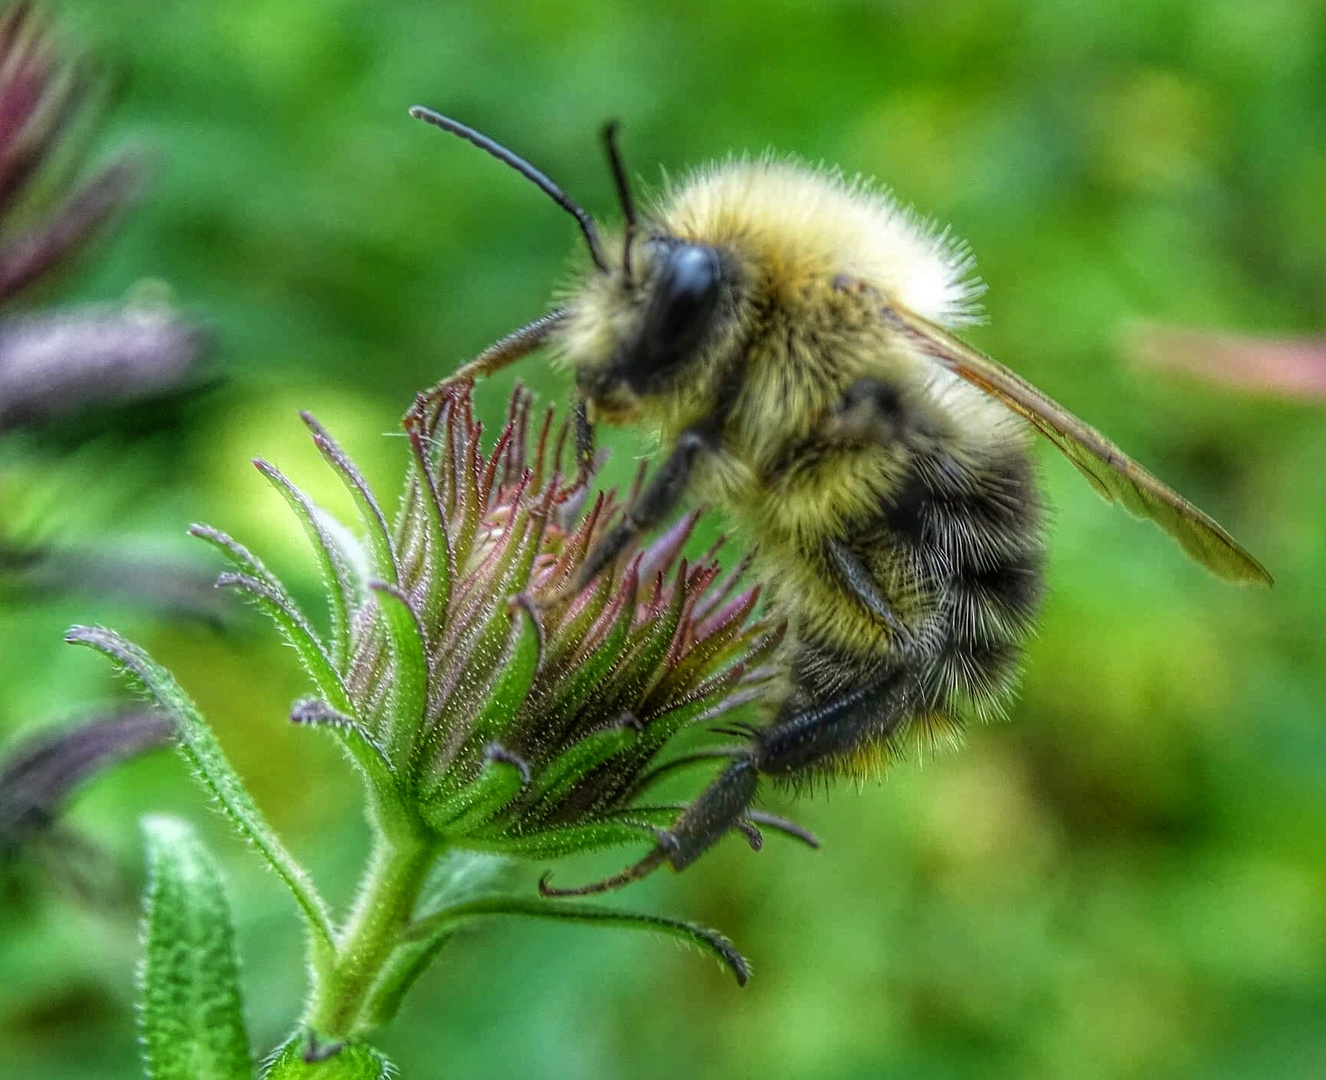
[{"xmin": 408, "ymin": 106, "xmax": 1272, "ymax": 893}]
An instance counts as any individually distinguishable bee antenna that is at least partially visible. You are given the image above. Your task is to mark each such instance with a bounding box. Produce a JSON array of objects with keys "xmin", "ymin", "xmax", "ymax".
[
  {"xmin": 410, "ymin": 105, "xmax": 609, "ymax": 274},
  {"xmin": 601, "ymin": 120, "xmax": 637, "ymax": 282}
]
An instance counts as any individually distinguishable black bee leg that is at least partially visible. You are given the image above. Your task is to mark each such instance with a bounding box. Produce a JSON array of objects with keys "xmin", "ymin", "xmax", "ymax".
[
  {"xmin": 538, "ymin": 678, "xmax": 897, "ymax": 893},
  {"xmin": 573, "ymin": 397, "xmax": 597, "ymax": 481},
  {"xmin": 824, "ymin": 538, "xmax": 914, "ymax": 648},
  {"xmin": 753, "ymin": 673, "xmax": 906, "ymax": 776},
  {"xmin": 578, "ymin": 424, "xmax": 717, "ymax": 586},
  {"xmin": 538, "ymin": 840, "xmax": 673, "ymax": 897},
  {"xmin": 413, "ymin": 309, "xmax": 566, "ymax": 419},
  {"xmin": 664, "ymin": 670, "xmax": 909, "ymax": 869},
  {"xmin": 661, "ymin": 758, "xmax": 761, "ymax": 869}
]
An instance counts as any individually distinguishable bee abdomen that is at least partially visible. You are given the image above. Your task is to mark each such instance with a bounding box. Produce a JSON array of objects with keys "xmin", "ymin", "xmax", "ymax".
[{"xmin": 885, "ymin": 442, "xmax": 1045, "ymax": 714}]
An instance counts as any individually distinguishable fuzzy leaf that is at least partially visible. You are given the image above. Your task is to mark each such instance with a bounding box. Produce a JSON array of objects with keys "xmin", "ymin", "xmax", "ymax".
[
  {"xmin": 467, "ymin": 819, "xmax": 659, "ymax": 859},
  {"xmin": 215, "ymin": 572, "xmax": 350, "ymax": 714},
  {"xmin": 422, "ymin": 750, "xmax": 526, "ymax": 835},
  {"xmin": 404, "ymin": 420, "xmax": 452, "ymax": 631},
  {"xmin": 66, "ymin": 626, "xmax": 335, "ymax": 957},
  {"xmin": 139, "ymin": 815, "xmax": 252, "ymax": 1080},
  {"xmin": 524, "ymin": 725, "xmax": 636, "ymax": 820},
  {"xmin": 407, "ymin": 896, "xmax": 750, "ymax": 986},
  {"xmin": 466, "ymin": 596, "xmax": 541, "ymax": 747},
  {"xmin": 189, "ymin": 524, "xmax": 281, "ymax": 588},
  {"xmin": 289, "ymin": 698, "xmax": 397, "ymax": 798}
]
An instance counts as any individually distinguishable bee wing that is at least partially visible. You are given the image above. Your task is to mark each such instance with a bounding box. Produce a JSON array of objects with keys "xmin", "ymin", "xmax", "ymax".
[{"xmin": 884, "ymin": 303, "xmax": 1272, "ymax": 585}]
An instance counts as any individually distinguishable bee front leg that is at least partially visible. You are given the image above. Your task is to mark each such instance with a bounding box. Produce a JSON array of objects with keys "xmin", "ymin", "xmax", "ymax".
[
  {"xmin": 407, "ymin": 308, "xmax": 568, "ymax": 446},
  {"xmin": 577, "ymin": 424, "xmax": 718, "ymax": 586},
  {"xmin": 414, "ymin": 309, "xmax": 566, "ymax": 409}
]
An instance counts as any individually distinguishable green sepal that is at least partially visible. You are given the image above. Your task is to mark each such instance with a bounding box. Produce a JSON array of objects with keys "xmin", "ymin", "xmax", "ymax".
[
  {"xmin": 422, "ymin": 751, "xmax": 526, "ymax": 835},
  {"xmin": 406, "ymin": 895, "xmax": 750, "ymax": 986},
  {"xmin": 260, "ymin": 1037, "xmax": 394, "ymax": 1080},
  {"xmin": 302, "ymin": 413, "xmax": 398, "ymax": 584},
  {"xmin": 65, "ymin": 626, "xmax": 336, "ymax": 959},
  {"xmin": 532, "ymin": 582, "xmax": 636, "ymax": 748},
  {"xmin": 404, "ymin": 421, "xmax": 453, "ymax": 635},
  {"xmin": 289, "ymin": 699, "xmax": 398, "ymax": 800},
  {"xmin": 461, "ymin": 596, "xmax": 541, "ymax": 752},
  {"xmin": 523, "ymin": 724, "xmax": 636, "ymax": 820},
  {"xmin": 367, "ymin": 581, "xmax": 428, "ymax": 768},
  {"xmin": 253, "ymin": 460, "xmax": 358, "ymax": 672},
  {"xmin": 214, "ymin": 571, "xmax": 350, "ymax": 714},
  {"xmin": 467, "ymin": 818, "xmax": 658, "ymax": 859},
  {"xmin": 139, "ymin": 815, "xmax": 253, "ymax": 1080},
  {"xmin": 188, "ymin": 524, "xmax": 281, "ymax": 589}
]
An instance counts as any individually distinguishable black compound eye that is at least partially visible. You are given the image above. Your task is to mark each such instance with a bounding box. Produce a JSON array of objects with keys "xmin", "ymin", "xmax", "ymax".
[{"xmin": 640, "ymin": 243, "xmax": 722, "ymax": 370}]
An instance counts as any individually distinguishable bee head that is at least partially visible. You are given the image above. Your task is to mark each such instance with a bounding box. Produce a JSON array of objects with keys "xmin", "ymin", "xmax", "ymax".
[
  {"xmin": 568, "ymin": 234, "xmax": 736, "ymax": 418},
  {"xmin": 408, "ymin": 108, "xmax": 739, "ymax": 423},
  {"xmin": 559, "ymin": 125, "xmax": 740, "ymax": 423}
]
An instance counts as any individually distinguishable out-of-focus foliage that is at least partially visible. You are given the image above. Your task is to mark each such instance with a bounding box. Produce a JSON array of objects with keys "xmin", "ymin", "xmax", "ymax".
[{"xmin": 1, "ymin": 1, "xmax": 1323, "ymax": 1078}]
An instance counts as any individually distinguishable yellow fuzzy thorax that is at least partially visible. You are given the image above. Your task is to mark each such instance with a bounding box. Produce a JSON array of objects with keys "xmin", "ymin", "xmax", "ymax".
[
  {"xmin": 552, "ymin": 157, "xmax": 1027, "ymax": 658},
  {"xmin": 655, "ymin": 157, "xmax": 983, "ymax": 327}
]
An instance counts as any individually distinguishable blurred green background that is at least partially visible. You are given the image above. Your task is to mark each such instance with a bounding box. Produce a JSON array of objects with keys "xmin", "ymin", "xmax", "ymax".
[{"xmin": 3, "ymin": 0, "xmax": 1324, "ymax": 1077}]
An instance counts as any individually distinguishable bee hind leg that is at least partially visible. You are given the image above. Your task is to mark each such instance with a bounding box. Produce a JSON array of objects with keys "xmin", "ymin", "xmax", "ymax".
[
  {"xmin": 537, "ymin": 675, "xmax": 905, "ymax": 895},
  {"xmin": 661, "ymin": 672, "xmax": 904, "ymax": 872},
  {"xmin": 534, "ymin": 759, "xmax": 760, "ymax": 896}
]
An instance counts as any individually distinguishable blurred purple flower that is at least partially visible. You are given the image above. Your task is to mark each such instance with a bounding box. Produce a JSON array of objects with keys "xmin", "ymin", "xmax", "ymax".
[
  {"xmin": 0, "ymin": 1, "xmax": 206, "ymax": 429},
  {"xmin": 0, "ymin": 708, "xmax": 170, "ymax": 906},
  {"xmin": 0, "ymin": 307, "xmax": 207, "ymax": 432},
  {"xmin": 1127, "ymin": 323, "xmax": 1326, "ymax": 401},
  {"xmin": 0, "ymin": 707, "xmax": 171, "ymax": 853},
  {"xmin": 0, "ymin": 2, "xmax": 212, "ymax": 617}
]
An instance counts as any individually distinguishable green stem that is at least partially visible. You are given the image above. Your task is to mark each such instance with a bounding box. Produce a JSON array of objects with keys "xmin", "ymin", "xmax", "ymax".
[{"xmin": 306, "ymin": 829, "xmax": 440, "ymax": 1040}]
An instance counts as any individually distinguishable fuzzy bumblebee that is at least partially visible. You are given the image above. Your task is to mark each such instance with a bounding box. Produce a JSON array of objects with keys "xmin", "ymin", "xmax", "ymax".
[{"xmin": 409, "ymin": 107, "xmax": 1272, "ymax": 894}]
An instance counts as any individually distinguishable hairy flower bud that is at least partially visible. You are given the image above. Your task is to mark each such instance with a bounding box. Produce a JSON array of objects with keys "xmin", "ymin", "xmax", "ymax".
[{"xmin": 202, "ymin": 383, "xmax": 782, "ymax": 864}]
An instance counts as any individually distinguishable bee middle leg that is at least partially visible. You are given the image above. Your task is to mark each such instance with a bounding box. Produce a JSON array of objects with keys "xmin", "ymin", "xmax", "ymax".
[{"xmin": 578, "ymin": 424, "xmax": 718, "ymax": 586}]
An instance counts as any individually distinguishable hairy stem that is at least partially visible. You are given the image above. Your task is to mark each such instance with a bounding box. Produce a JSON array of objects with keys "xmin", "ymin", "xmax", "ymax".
[{"xmin": 306, "ymin": 830, "xmax": 440, "ymax": 1040}]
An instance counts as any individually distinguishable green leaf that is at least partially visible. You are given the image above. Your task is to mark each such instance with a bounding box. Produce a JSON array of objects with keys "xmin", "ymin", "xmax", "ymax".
[
  {"xmin": 66, "ymin": 626, "xmax": 335, "ymax": 959},
  {"xmin": 260, "ymin": 1038, "xmax": 394, "ymax": 1080},
  {"xmin": 524, "ymin": 724, "xmax": 636, "ymax": 820},
  {"xmin": 404, "ymin": 422, "xmax": 453, "ymax": 634},
  {"xmin": 358, "ymin": 932, "xmax": 453, "ymax": 1030},
  {"xmin": 289, "ymin": 699, "xmax": 397, "ymax": 796},
  {"xmin": 406, "ymin": 895, "xmax": 751, "ymax": 986},
  {"xmin": 254, "ymin": 460, "xmax": 358, "ymax": 672},
  {"xmin": 189, "ymin": 524, "xmax": 282, "ymax": 588},
  {"xmin": 465, "ymin": 819, "xmax": 659, "ymax": 859},
  {"xmin": 139, "ymin": 815, "xmax": 252, "ymax": 1080}
]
